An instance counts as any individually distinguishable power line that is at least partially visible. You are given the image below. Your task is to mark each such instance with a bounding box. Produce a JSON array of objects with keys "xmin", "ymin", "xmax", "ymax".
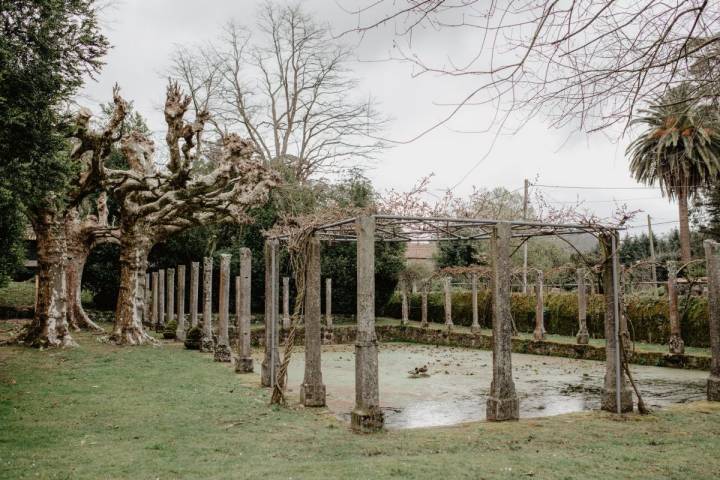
[
  {"xmin": 532, "ymin": 183, "xmax": 694, "ymax": 190},
  {"xmin": 545, "ymin": 197, "xmax": 664, "ymax": 204}
]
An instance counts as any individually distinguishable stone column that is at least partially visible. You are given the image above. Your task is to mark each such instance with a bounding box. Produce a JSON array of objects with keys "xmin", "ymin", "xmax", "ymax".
[
  {"xmin": 576, "ymin": 268, "xmax": 590, "ymax": 344},
  {"xmin": 235, "ymin": 247, "xmax": 253, "ymax": 373},
  {"xmin": 486, "ymin": 222, "xmax": 519, "ymax": 421},
  {"xmin": 301, "ymin": 237, "xmax": 326, "ymax": 406},
  {"xmin": 352, "ymin": 215, "xmax": 383, "ymax": 432},
  {"xmin": 533, "ymin": 271, "xmax": 545, "ymax": 341},
  {"xmin": 214, "ymin": 253, "xmax": 232, "ymax": 362},
  {"xmin": 420, "ymin": 288, "xmax": 429, "ymax": 328},
  {"xmin": 151, "ymin": 272, "xmax": 159, "ymax": 328},
  {"xmin": 704, "ymin": 240, "xmax": 720, "ymax": 401},
  {"xmin": 325, "ymin": 278, "xmax": 333, "ymax": 328},
  {"xmin": 420, "ymin": 287, "xmax": 430, "ymax": 328},
  {"xmin": 201, "ymin": 257, "xmax": 214, "ymax": 352},
  {"xmin": 158, "ymin": 269, "xmax": 165, "ymax": 331},
  {"xmin": 189, "ymin": 262, "xmax": 199, "ymax": 328},
  {"xmin": 166, "ymin": 268, "xmax": 175, "ymax": 326},
  {"xmin": 599, "ymin": 233, "xmax": 633, "ymax": 413},
  {"xmin": 400, "ymin": 279, "xmax": 409, "ymax": 326},
  {"xmin": 444, "ymin": 277, "xmax": 453, "ymax": 329},
  {"xmin": 176, "ymin": 265, "xmax": 186, "ymax": 341},
  {"xmin": 667, "ymin": 261, "xmax": 685, "ymax": 354},
  {"xmin": 144, "ymin": 273, "xmax": 151, "ymax": 325},
  {"xmin": 471, "ymin": 273, "xmax": 480, "ymax": 333},
  {"xmin": 261, "ymin": 239, "xmax": 280, "ymax": 388},
  {"xmin": 282, "ymin": 276, "xmax": 291, "ymax": 329}
]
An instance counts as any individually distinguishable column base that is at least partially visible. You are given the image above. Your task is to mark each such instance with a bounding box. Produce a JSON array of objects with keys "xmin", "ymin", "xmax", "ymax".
[
  {"xmin": 708, "ymin": 375, "xmax": 720, "ymax": 401},
  {"xmin": 175, "ymin": 329, "xmax": 186, "ymax": 342},
  {"xmin": 601, "ymin": 387, "xmax": 634, "ymax": 413},
  {"xmin": 445, "ymin": 323, "xmax": 454, "ymax": 331},
  {"xmin": 234, "ymin": 356, "xmax": 254, "ymax": 374},
  {"xmin": 261, "ymin": 359, "xmax": 280, "ymax": 387},
  {"xmin": 470, "ymin": 324, "xmax": 481, "ymax": 333},
  {"xmin": 200, "ymin": 337, "xmax": 215, "ymax": 353},
  {"xmin": 576, "ymin": 329, "xmax": 589, "ymax": 345},
  {"xmin": 213, "ymin": 343, "xmax": 232, "ymax": 363},
  {"xmin": 669, "ymin": 334, "xmax": 685, "ymax": 355},
  {"xmin": 486, "ymin": 395, "xmax": 519, "ymax": 421},
  {"xmin": 420, "ymin": 322, "xmax": 429, "ymax": 328},
  {"xmin": 400, "ymin": 319, "xmax": 408, "ymax": 326},
  {"xmin": 351, "ymin": 407, "xmax": 384, "ymax": 433},
  {"xmin": 300, "ymin": 383, "xmax": 326, "ymax": 407},
  {"xmin": 532, "ymin": 328, "xmax": 545, "ymax": 341}
]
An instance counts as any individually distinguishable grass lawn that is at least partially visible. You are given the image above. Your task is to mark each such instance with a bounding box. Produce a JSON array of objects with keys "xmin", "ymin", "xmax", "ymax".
[
  {"xmin": 0, "ymin": 281, "xmax": 35, "ymax": 309},
  {"xmin": 1, "ymin": 325, "xmax": 720, "ymax": 479}
]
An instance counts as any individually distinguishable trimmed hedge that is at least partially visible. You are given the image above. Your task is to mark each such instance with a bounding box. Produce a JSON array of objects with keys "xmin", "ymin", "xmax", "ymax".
[{"xmin": 385, "ymin": 290, "xmax": 710, "ymax": 347}]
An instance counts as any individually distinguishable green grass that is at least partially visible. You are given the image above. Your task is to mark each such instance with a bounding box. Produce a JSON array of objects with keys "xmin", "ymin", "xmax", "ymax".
[
  {"xmin": 0, "ymin": 280, "xmax": 35, "ymax": 309},
  {"xmin": 0, "ymin": 281, "xmax": 92, "ymax": 310},
  {"xmin": 1, "ymin": 325, "xmax": 720, "ymax": 479}
]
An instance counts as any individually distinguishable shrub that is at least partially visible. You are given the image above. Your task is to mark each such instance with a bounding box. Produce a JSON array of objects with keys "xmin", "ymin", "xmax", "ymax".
[
  {"xmin": 385, "ymin": 290, "xmax": 710, "ymax": 347},
  {"xmin": 184, "ymin": 325, "xmax": 202, "ymax": 349},
  {"xmin": 163, "ymin": 320, "xmax": 178, "ymax": 340}
]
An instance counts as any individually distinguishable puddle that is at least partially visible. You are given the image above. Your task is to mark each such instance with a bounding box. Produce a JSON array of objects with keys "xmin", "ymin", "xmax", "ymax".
[{"xmin": 277, "ymin": 343, "xmax": 707, "ymax": 429}]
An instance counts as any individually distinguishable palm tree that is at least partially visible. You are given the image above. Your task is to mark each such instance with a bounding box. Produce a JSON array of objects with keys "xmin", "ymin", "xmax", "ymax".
[{"xmin": 627, "ymin": 86, "xmax": 720, "ymax": 263}]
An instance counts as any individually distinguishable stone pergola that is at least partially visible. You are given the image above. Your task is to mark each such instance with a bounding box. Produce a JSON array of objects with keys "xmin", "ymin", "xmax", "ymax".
[{"xmin": 267, "ymin": 214, "xmax": 627, "ymax": 432}]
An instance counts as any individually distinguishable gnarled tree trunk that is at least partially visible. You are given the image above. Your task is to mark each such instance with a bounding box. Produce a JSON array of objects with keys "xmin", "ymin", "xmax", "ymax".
[
  {"xmin": 20, "ymin": 212, "xmax": 76, "ymax": 347},
  {"xmin": 65, "ymin": 235, "xmax": 104, "ymax": 332},
  {"xmin": 111, "ymin": 233, "xmax": 154, "ymax": 345}
]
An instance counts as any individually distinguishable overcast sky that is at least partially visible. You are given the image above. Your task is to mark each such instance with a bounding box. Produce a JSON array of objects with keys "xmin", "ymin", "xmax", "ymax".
[{"xmin": 80, "ymin": 0, "xmax": 683, "ymax": 235}]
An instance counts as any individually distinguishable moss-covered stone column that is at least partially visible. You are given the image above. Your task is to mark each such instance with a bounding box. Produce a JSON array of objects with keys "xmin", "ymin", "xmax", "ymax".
[
  {"xmin": 420, "ymin": 288, "xmax": 428, "ymax": 328},
  {"xmin": 151, "ymin": 272, "xmax": 159, "ymax": 328},
  {"xmin": 144, "ymin": 273, "xmax": 151, "ymax": 326},
  {"xmin": 704, "ymin": 240, "xmax": 720, "ymax": 401},
  {"xmin": 189, "ymin": 262, "xmax": 199, "ymax": 328},
  {"xmin": 533, "ymin": 270, "xmax": 545, "ymax": 341},
  {"xmin": 166, "ymin": 268, "xmax": 175, "ymax": 326},
  {"xmin": 599, "ymin": 232, "xmax": 633, "ymax": 413},
  {"xmin": 201, "ymin": 257, "xmax": 214, "ymax": 352},
  {"xmin": 471, "ymin": 273, "xmax": 480, "ymax": 333},
  {"xmin": 576, "ymin": 268, "xmax": 589, "ymax": 344},
  {"xmin": 486, "ymin": 222, "xmax": 519, "ymax": 421},
  {"xmin": 176, "ymin": 265, "xmax": 186, "ymax": 341},
  {"xmin": 444, "ymin": 277, "xmax": 453, "ymax": 329},
  {"xmin": 158, "ymin": 269, "xmax": 165, "ymax": 331},
  {"xmin": 667, "ymin": 261, "xmax": 685, "ymax": 354},
  {"xmin": 301, "ymin": 237, "xmax": 326, "ymax": 406},
  {"xmin": 282, "ymin": 276, "xmax": 291, "ymax": 330},
  {"xmin": 400, "ymin": 279, "xmax": 409, "ymax": 326},
  {"xmin": 214, "ymin": 254, "xmax": 232, "ymax": 362},
  {"xmin": 352, "ymin": 215, "xmax": 383, "ymax": 432},
  {"xmin": 262, "ymin": 239, "xmax": 280, "ymax": 388},
  {"xmin": 235, "ymin": 247, "xmax": 253, "ymax": 373}
]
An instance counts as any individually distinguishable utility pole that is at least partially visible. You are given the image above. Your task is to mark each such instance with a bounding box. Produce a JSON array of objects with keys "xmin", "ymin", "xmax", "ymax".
[
  {"xmin": 522, "ymin": 178, "xmax": 529, "ymax": 294},
  {"xmin": 647, "ymin": 214, "xmax": 657, "ymax": 288}
]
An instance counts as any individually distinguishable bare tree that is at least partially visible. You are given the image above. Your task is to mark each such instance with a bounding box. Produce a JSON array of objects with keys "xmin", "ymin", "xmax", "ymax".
[
  {"xmin": 343, "ymin": 0, "xmax": 720, "ymax": 136},
  {"xmin": 103, "ymin": 82, "xmax": 278, "ymax": 345},
  {"xmin": 169, "ymin": 2, "xmax": 386, "ymax": 182}
]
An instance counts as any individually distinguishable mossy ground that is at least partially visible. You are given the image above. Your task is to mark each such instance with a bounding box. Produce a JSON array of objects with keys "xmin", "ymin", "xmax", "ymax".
[{"xmin": 1, "ymin": 322, "xmax": 720, "ymax": 479}]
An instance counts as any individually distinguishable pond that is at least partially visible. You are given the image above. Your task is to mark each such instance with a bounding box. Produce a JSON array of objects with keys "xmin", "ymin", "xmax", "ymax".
[{"xmin": 281, "ymin": 342, "xmax": 707, "ymax": 429}]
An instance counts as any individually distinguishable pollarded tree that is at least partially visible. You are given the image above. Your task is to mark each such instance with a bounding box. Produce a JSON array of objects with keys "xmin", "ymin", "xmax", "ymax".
[
  {"xmin": 19, "ymin": 92, "xmax": 128, "ymax": 347},
  {"xmin": 2, "ymin": 0, "xmax": 111, "ymax": 347},
  {"xmin": 627, "ymin": 87, "xmax": 720, "ymax": 263},
  {"xmin": 104, "ymin": 83, "xmax": 278, "ymax": 345}
]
